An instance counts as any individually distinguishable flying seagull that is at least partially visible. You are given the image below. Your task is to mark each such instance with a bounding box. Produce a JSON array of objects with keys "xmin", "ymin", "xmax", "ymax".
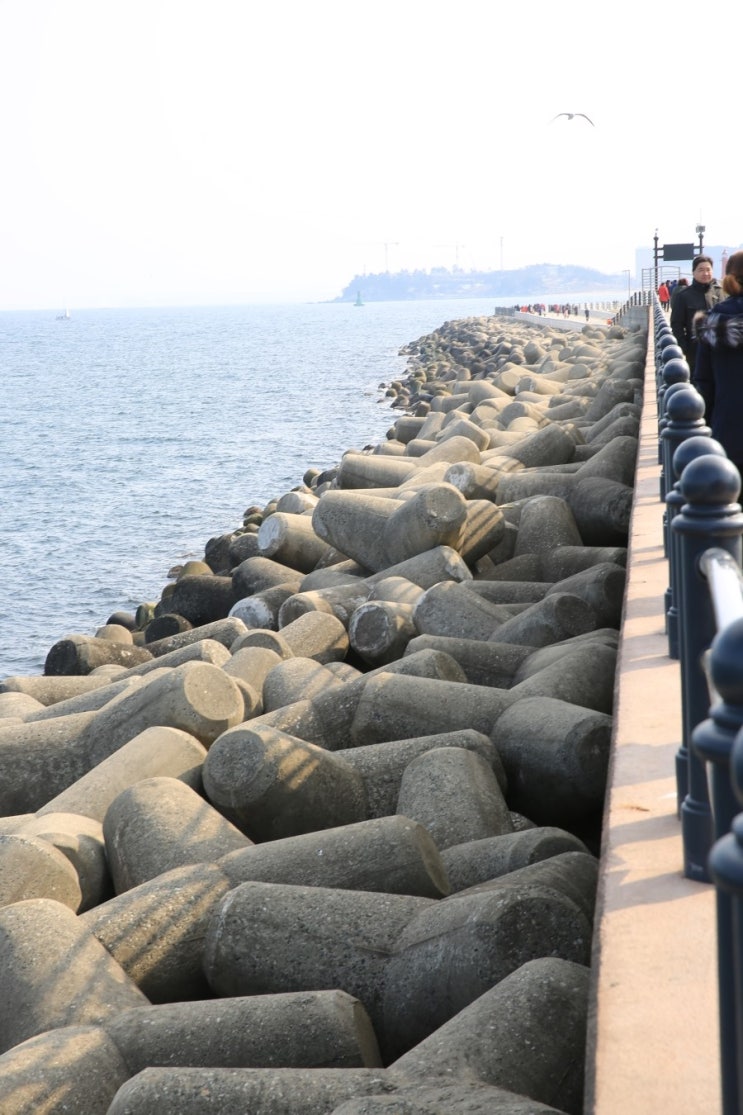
[{"xmin": 550, "ymin": 112, "xmax": 595, "ymax": 126}]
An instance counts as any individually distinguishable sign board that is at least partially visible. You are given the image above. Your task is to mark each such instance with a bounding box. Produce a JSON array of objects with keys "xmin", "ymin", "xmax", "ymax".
[{"xmin": 663, "ymin": 243, "xmax": 695, "ymax": 261}]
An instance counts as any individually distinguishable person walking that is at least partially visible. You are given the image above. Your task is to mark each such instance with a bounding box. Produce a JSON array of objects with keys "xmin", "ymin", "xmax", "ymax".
[
  {"xmin": 658, "ymin": 281, "xmax": 670, "ymax": 311},
  {"xmin": 692, "ymin": 250, "xmax": 743, "ymax": 475},
  {"xmin": 670, "ymin": 255, "xmax": 723, "ymax": 369}
]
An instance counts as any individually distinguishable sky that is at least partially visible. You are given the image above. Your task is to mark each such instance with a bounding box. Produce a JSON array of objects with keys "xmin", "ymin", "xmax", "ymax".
[{"xmin": 0, "ymin": 0, "xmax": 740, "ymax": 310}]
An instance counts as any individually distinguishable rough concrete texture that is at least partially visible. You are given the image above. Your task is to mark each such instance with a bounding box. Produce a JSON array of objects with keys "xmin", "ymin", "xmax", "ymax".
[{"xmin": 0, "ymin": 311, "xmax": 649, "ymax": 1113}]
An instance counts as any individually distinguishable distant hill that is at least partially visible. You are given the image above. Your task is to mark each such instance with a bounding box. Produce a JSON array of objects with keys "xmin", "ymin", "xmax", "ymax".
[{"xmin": 335, "ymin": 263, "xmax": 625, "ymax": 302}]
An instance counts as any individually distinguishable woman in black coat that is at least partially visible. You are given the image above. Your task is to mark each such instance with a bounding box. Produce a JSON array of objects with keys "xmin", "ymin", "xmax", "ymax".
[{"xmin": 693, "ymin": 250, "xmax": 743, "ymax": 475}]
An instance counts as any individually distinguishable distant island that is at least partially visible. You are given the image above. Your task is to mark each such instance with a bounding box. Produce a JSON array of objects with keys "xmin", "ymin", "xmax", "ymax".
[{"xmin": 334, "ymin": 263, "xmax": 627, "ymax": 302}]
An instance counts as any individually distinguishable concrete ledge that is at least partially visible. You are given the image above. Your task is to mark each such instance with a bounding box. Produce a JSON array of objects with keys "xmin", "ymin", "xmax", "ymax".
[{"xmin": 585, "ymin": 314, "xmax": 721, "ymax": 1113}]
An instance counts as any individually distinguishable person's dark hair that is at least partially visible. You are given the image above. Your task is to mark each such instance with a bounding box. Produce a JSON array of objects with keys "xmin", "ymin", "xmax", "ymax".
[
  {"xmin": 722, "ymin": 250, "xmax": 743, "ymax": 297},
  {"xmin": 692, "ymin": 254, "xmax": 714, "ymax": 273}
]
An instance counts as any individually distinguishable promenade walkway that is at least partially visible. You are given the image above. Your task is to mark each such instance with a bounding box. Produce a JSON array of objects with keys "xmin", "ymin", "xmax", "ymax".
[{"xmin": 585, "ymin": 318, "xmax": 720, "ymax": 1112}]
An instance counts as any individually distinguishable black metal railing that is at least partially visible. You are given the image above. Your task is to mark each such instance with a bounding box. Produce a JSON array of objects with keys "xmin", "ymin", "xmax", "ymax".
[{"xmin": 654, "ymin": 292, "xmax": 743, "ymax": 1114}]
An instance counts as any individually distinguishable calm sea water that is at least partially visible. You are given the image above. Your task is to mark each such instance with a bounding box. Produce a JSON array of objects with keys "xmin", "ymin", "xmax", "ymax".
[{"xmin": 1, "ymin": 297, "xmax": 511, "ymax": 678}]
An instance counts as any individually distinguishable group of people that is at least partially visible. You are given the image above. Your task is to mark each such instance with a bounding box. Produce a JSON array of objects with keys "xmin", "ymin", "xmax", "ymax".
[
  {"xmin": 670, "ymin": 252, "xmax": 743, "ymax": 476},
  {"xmin": 512, "ymin": 303, "xmax": 583, "ymax": 317},
  {"xmin": 657, "ymin": 277, "xmax": 688, "ymax": 311}
]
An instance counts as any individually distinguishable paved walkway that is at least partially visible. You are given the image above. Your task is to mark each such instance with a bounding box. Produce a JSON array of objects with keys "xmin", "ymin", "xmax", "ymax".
[{"xmin": 585, "ymin": 321, "xmax": 720, "ymax": 1112}]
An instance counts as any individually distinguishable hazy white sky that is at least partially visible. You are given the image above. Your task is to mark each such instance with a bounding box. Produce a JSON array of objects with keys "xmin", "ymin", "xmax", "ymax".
[{"xmin": 0, "ymin": 0, "xmax": 739, "ymax": 310}]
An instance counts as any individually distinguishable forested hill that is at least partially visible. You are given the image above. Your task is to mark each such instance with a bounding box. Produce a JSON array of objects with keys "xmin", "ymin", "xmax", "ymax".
[{"xmin": 334, "ymin": 263, "xmax": 625, "ymax": 302}]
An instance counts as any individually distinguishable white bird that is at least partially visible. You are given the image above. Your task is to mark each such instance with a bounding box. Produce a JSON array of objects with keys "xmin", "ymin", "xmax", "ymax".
[{"xmin": 550, "ymin": 112, "xmax": 595, "ymax": 126}]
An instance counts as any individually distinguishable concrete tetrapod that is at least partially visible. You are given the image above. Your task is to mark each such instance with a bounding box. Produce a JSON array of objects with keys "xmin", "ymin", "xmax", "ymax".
[
  {"xmin": 103, "ymin": 776, "xmax": 252, "ymax": 892},
  {"xmin": 0, "ymin": 991, "xmax": 382, "ymax": 1115},
  {"xmin": 380, "ymin": 858, "xmax": 594, "ymax": 1059},
  {"xmin": 203, "ymin": 859, "xmax": 593, "ymax": 1062},
  {"xmin": 394, "ymin": 747, "xmax": 513, "ymax": 849},
  {"xmin": 107, "ymin": 1067, "xmax": 399, "ymax": 1115},
  {"xmin": 334, "ymin": 728, "xmax": 506, "ymax": 819},
  {"xmin": 0, "ymin": 898, "xmax": 149, "ymax": 1055},
  {"xmin": 0, "ymin": 661, "xmax": 244, "ymax": 815},
  {"xmin": 386, "ymin": 957, "xmax": 590, "ymax": 1115},
  {"xmin": 80, "ymin": 815, "xmax": 451, "ymax": 1002},
  {"xmin": 202, "ymin": 723, "xmax": 368, "ymax": 841},
  {"xmin": 0, "ymin": 311, "xmax": 646, "ymax": 1110}
]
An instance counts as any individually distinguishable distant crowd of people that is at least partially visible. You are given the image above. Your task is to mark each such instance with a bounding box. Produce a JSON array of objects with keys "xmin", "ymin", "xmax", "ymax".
[
  {"xmin": 663, "ymin": 252, "xmax": 743, "ymax": 477},
  {"xmin": 513, "ymin": 303, "xmax": 585, "ymax": 318}
]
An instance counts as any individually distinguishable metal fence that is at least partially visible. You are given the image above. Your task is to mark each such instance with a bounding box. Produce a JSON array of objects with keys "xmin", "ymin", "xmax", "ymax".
[{"xmin": 656, "ymin": 292, "xmax": 743, "ymax": 1115}]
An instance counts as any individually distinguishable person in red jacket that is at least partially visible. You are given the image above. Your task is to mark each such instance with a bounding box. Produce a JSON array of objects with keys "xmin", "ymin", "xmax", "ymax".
[{"xmin": 658, "ymin": 281, "xmax": 670, "ymax": 311}]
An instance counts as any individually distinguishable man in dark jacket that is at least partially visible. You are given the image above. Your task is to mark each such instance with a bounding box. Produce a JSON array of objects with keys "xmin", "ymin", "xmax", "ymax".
[{"xmin": 670, "ymin": 255, "xmax": 723, "ymax": 369}]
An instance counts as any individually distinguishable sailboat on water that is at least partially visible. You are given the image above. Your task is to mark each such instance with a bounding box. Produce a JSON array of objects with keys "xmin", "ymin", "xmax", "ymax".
[{"xmin": 56, "ymin": 307, "xmax": 70, "ymax": 321}]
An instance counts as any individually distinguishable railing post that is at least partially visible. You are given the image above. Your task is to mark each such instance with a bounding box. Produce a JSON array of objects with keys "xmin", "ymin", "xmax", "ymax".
[
  {"xmin": 659, "ymin": 377, "xmax": 702, "ymax": 503},
  {"xmin": 666, "ymin": 435, "xmax": 725, "ymax": 663},
  {"xmin": 706, "ymin": 706, "xmax": 743, "ymax": 1115},
  {"xmin": 673, "ymin": 455, "xmax": 743, "ymax": 879},
  {"xmin": 661, "ymin": 387, "xmax": 710, "ymax": 548}
]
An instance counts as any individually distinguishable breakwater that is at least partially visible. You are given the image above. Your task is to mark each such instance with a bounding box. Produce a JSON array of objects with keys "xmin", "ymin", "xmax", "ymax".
[{"xmin": 0, "ymin": 310, "xmax": 647, "ymax": 1113}]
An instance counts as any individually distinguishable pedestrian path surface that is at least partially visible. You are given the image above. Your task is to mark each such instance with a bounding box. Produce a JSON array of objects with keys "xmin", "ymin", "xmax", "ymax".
[{"xmin": 585, "ymin": 322, "xmax": 720, "ymax": 1113}]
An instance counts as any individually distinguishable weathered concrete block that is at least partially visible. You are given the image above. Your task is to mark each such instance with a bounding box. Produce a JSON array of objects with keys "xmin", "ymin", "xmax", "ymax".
[
  {"xmin": 107, "ymin": 1067, "xmax": 398, "ymax": 1115},
  {"xmin": 382, "ymin": 484, "xmax": 467, "ymax": 566},
  {"xmin": 0, "ymin": 898, "xmax": 149, "ymax": 1054},
  {"xmin": 401, "ymin": 743, "xmax": 512, "ymax": 841},
  {"xmin": 103, "ymin": 776, "xmax": 251, "ymax": 892},
  {"xmin": 388, "ymin": 957, "xmax": 590, "ymax": 1115},
  {"xmin": 80, "ymin": 862, "xmax": 233, "ymax": 1002},
  {"xmin": 263, "ymin": 656, "xmax": 345, "ymax": 710},
  {"xmin": 349, "ymin": 600, "xmax": 417, "ymax": 667},
  {"xmin": 349, "ymin": 672, "xmax": 511, "ymax": 747},
  {"xmin": 403, "ymin": 634, "xmax": 532, "ymax": 688},
  {"xmin": 143, "ymin": 617, "xmax": 249, "ymax": 658},
  {"xmin": 36, "ymin": 725, "xmax": 206, "ymax": 822},
  {"xmin": 0, "ymin": 674, "xmax": 111, "ymax": 706},
  {"xmin": 44, "ymin": 635, "xmax": 153, "ymax": 676},
  {"xmin": 257, "ymin": 510, "xmax": 335, "ymax": 572},
  {"xmin": 487, "ymin": 593, "xmax": 596, "ymax": 648},
  {"xmin": 16, "ymin": 811, "xmax": 110, "ymax": 911},
  {"xmin": 232, "ymin": 554, "xmax": 305, "ymax": 598},
  {"xmin": 492, "ymin": 697, "xmax": 612, "ymax": 826},
  {"xmin": 441, "ymin": 827, "xmax": 591, "ymax": 892},
  {"xmin": 218, "ymin": 816, "xmax": 450, "ymax": 900},
  {"xmin": 0, "ymin": 991, "xmax": 382, "ymax": 1115},
  {"xmin": 0, "ymin": 1025, "xmax": 130, "ymax": 1115},
  {"xmin": 203, "ymin": 881, "xmax": 432, "ymax": 1045},
  {"xmin": 413, "ymin": 581, "xmax": 521, "ymax": 642},
  {"xmin": 335, "ymin": 729, "xmax": 505, "ymax": 818},
  {"xmin": 277, "ymin": 609, "xmax": 350, "ymax": 663},
  {"xmin": 0, "ymin": 831, "xmax": 83, "ymax": 911},
  {"xmin": 381, "ymin": 872, "xmax": 592, "ymax": 1058},
  {"xmin": 203, "ymin": 723, "xmax": 368, "ymax": 840},
  {"xmin": 229, "ymin": 584, "xmax": 297, "ymax": 629},
  {"xmin": 312, "ymin": 490, "xmax": 400, "ymax": 571}
]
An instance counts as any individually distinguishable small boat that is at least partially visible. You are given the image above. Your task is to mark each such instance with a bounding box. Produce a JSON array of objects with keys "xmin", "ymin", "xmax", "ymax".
[
  {"xmin": 56, "ymin": 308, "xmax": 70, "ymax": 321},
  {"xmin": 354, "ymin": 291, "xmax": 364, "ymax": 307}
]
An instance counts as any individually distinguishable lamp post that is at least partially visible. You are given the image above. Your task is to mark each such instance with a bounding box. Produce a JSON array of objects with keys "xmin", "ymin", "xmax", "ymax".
[{"xmin": 696, "ymin": 224, "xmax": 705, "ymax": 254}]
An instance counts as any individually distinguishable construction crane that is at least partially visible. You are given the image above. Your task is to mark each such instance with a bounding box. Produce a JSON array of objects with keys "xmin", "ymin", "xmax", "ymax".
[
  {"xmin": 377, "ymin": 241, "xmax": 399, "ymax": 272},
  {"xmin": 435, "ymin": 243, "xmax": 466, "ymax": 269}
]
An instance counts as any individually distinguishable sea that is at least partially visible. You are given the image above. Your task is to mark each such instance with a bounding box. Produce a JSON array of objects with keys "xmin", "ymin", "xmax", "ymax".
[{"xmin": 0, "ymin": 293, "xmax": 622, "ymax": 680}]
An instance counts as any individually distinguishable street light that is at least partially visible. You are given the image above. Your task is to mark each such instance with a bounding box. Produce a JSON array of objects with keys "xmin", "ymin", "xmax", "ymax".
[{"xmin": 696, "ymin": 224, "xmax": 705, "ymax": 253}]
